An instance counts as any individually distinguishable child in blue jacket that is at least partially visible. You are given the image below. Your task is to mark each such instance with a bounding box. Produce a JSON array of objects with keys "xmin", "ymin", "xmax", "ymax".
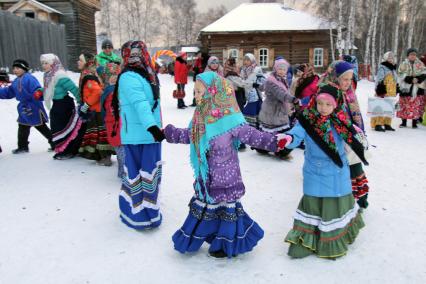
[
  {"xmin": 0, "ymin": 59, "xmax": 53, "ymax": 153},
  {"xmin": 279, "ymin": 84, "xmax": 368, "ymax": 259}
]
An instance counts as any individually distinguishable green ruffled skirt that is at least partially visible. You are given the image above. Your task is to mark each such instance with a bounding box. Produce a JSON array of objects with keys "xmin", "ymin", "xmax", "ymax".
[{"xmin": 285, "ymin": 193, "xmax": 364, "ymax": 259}]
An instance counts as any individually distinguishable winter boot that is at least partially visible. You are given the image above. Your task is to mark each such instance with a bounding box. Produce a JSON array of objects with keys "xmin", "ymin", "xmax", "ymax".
[
  {"xmin": 412, "ymin": 119, "xmax": 418, "ymax": 129},
  {"xmin": 384, "ymin": 124, "xmax": 395, "ymax": 131},
  {"xmin": 238, "ymin": 143, "xmax": 246, "ymax": 151},
  {"xmin": 97, "ymin": 156, "xmax": 113, "ymax": 166},
  {"xmin": 374, "ymin": 125, "xmax": 386, "ymax": 132},
  {"xmin": 209, "ymin": 250, "xmax": 228, "ymax": 258},
  {"xmin": 53, "ymin": 153, "xmax": 74, "ymax": 160},
  {"xmin": 190, "ymin": 97, "xmax": 196, "ymax": 107},
  {"xmin": 177, "ymin": 98, "xmax": 186, "ymax": 109},
  {"xmin": 12, "ymin": 147, "xmax": 29, "ymax": 154},
  {"xmin": 399, "ymin": 119, "xmax": 407, "ymax": 128}
]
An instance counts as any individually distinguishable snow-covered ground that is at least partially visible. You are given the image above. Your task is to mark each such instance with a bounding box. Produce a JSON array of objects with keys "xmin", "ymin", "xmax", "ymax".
[{"xmin": 0, "ymin": 73, "xmax": 425, "ymax": 284}]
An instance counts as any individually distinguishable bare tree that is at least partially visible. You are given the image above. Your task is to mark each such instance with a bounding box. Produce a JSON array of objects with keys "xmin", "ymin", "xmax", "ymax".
[
  {"xmin": 337, "ymin": 0, "xmax": 343, "ymax": 56},
  {"xmin": 370, "ymin": 0, "xmax": 380, "ymax": 77},
  {"xmin": 345, "ymin": 0, "xmax": 355, "ymax": 54},
  {"xmin": 392, "ymin": 0, "xmax": 400, "ymax": 57},
  {"xmin": 363, "ymin": 0, "xmax": 375, "ymax": 66},
  {"xmin": 377, "ymin": 8, "xmax": 385, "ymax": 67},
  {"xmin": 330, "ymin": 28, "xmax": 335, "ymax": 61},
  {"xmin": 99, "ymin": 0, "xmax": 112, "ymax": 38},
  {"xmin": 406, "ymin": 0, "xmax": 420, "ymax": 48}
]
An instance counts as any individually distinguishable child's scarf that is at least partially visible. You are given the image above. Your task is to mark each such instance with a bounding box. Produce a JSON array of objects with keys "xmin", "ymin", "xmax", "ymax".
[
  {"xmin": 297, "ymin": 85, "xmax": 368, "ymax": 168},
  {"xmin": 190, "ymin": 72, "xmax": 246, "ymax": 202}
]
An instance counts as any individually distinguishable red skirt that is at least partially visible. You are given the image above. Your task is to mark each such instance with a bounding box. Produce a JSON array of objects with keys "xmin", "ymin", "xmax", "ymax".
[{"xmin": 397, "ymin": 96, "xmax": 424, "ymax": 120}]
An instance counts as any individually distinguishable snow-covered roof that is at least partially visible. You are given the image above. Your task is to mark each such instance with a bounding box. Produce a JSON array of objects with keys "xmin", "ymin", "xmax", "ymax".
[
  {"xmin": 8, "ymin": 0, "xmax": 63, "ymax": 15},
  {"xmin": 201, "ymin": 3, "xmax": 335, "ymax": 33}
]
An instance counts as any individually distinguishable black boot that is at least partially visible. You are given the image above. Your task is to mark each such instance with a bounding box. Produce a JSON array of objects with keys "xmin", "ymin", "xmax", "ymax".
[
  {"xmin": 177, "ymin": 99, "xmax": 185, "ymax": 109},
  {"xmin": 384, "ymin": 125, "xmax": 395, "ymax": 131},
  {"xmin": 209, "ymin": 250, "xmax": 228, "ymax": 258},
  {"xmin": 12, "ymin": 147, "xmax": 29, "ymax": 154},
  {"xmin": 374, "ymin": 125, "xmax": 386, "ymax": 132},
  {"xmin": 399, "ymin": 119, "xmax": 407, "ymax": 128},
  {"xmin": 412, "ymin": 119, "xmax": 418, "ymax": 129},
  {"xmin": 189, "ymin": 97, "xmax": 196, "ymax": 107}
]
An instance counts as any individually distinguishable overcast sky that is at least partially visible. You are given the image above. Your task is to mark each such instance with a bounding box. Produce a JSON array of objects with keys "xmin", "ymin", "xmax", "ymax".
[
  {"xmin": 195, "ymin": 0, "xmax": 306, "ymax": 12},
  {"xmin": 195, "ymin": 0, "xmax": 252, "ymax": 12}
]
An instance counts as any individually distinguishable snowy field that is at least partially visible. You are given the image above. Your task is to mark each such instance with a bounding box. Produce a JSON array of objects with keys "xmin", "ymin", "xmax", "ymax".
[{"xmin": 0, "ymin": 73, "xmax": 425, "ymax": 284}]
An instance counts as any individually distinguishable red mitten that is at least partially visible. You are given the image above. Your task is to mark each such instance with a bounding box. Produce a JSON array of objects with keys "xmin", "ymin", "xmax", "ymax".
[
  {"xmin": 276, "ymin": 134, "xmax": 293, "ymax": 151},
  {"xmin": 33, "ymin": 89, "xmax": 43, "ymax": 100}
]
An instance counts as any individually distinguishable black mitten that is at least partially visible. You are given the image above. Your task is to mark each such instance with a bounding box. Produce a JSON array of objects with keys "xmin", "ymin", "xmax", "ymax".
[{"xmin": 148, "ymin": 126, "xmax": 165, "ymax": 142}]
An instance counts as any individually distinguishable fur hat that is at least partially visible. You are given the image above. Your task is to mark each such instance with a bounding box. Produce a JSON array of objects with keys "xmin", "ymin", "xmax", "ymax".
[
  {"xmin": 101, "ymin": 39, "xmax": 114, "ymax": 49},
  {"xmin": 0, "ymin": 68, "xmax": 9, "ymax": 82},
  {"xmin": 406, "ymin": 48, "xmax": 418, "ymax": 56},
  {"xmin": 12, "ymin": 59, "xmax": 29, "ymax": 72}
]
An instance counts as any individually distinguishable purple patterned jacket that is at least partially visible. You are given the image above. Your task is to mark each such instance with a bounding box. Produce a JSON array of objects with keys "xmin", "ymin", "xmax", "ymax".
[{"xmin": 164, "ymin": 123, "xmax": 278, "ymax": 203}]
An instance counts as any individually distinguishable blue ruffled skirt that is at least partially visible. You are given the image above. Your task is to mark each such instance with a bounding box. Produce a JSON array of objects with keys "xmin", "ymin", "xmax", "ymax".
[{"xmin": 172, "ymin": 196, "xmax": 264, "ymax": 258}]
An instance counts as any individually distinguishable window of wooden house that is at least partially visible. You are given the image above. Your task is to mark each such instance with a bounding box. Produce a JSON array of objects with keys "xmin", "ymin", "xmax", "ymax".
[
  {"xmin": 313, "ymin": 48, "xmax": 324, "ymax": 67},
  {"xmin": 259, "ymin": 48, "xmax": 269, "ymax": 68},
  {"xmin": 25, "ymin": 12, "xmax": 35, "ymax": 18},
  {"xmin": 228, "ymin": 49, "xmax": 239, "ymax": 59}
]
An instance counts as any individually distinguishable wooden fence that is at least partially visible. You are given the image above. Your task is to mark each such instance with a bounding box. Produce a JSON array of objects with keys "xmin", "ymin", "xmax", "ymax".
[{"xmin": 0, "ymin": 10, "xmax": 67, "ymax": 71}]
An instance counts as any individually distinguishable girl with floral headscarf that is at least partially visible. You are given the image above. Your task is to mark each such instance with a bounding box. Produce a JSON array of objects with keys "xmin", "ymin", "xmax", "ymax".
[
  {"xmin": 164, "ymin": 71, "xmax": 287, "ymax": 258},
  {"xmin": 77, "ymin": 53, "xmax": 114, "ymax": 166},
  {"xmin": 279, "ymin": 84, "xmax": 367, "ymax": 259},
  {"xmin": 114, "ymin": 40, "xmax": 164, "ymax": 230},
  {"xmin": 40, "ymin": 53, "xmax": 83, "ymax": 160}
]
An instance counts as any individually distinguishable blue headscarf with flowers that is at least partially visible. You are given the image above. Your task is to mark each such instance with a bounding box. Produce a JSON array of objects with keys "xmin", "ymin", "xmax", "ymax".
[{"xmin": 190, "ymin": 71, "xmax": 246, "ymax": 202}]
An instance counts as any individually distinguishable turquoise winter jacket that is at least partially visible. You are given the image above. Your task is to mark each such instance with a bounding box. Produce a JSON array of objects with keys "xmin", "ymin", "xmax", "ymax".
[
  {"xmin": 118, "ymin": 71, "xmax": 162, "ymax": 144},
  {"xmin": 286, "ymin": 122, "xmax": 352, "ymax": 198}
]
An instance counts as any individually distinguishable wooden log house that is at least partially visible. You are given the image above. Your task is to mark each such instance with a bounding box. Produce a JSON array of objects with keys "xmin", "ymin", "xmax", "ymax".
[
  {"xmin": 199, "ymin": 3, "xmax": 336, "ymax": 72},
  {"xmin": 1, "ymin": 0, "xmax": 100, "ymax": 70}
]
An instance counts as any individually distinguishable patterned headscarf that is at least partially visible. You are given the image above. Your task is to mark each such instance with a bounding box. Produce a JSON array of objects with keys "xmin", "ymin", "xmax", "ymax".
[
  {"xmin": 223, "ymin": 58, "xmax": 239, "ymax": 77},
  {"xmin": 97, "ymin": 62, "xmax": 121, "ymax": 88},
  {"xmin": 41, "ymin": 53, "xmax": 65, "ymax": 89},
  {"xmin": 190, "ymin": 71, "xmax": 246, "ymax": 202},
  {"xmin": 112, "ymin": 40, "xmax": 160, "ymax": 126},
  {"xmin": 241, "ymin": 53, "xmax": 257, "ymax": 80},
  {"xmin": 297, "ymin": 84, "xmax": 368, "ymax": 167},
  {"xmin": 41, "ymin": 53, "xmax": 68, "ymax": 109},
  {"xmin": 79, "ymin": 53, "xmax": 99, "ymax": 88},
  {"xmin": 120, "ymin": 40, "xmax": 158, "ymax": 85},
  {"xmin": 294, "ymin": 63, "xmax": 317, "ymax": 99}
]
